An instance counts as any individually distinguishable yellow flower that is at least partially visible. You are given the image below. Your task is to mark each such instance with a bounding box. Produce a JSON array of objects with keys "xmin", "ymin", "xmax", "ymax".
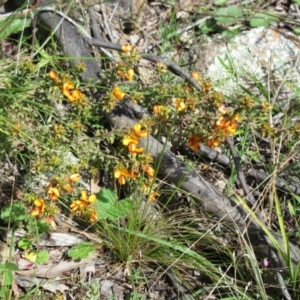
[
  {"xmin": 81, "ymin": 190, "xmax": 97, "ymax": 203},
  {"xmin": 133, "ymin": 123, "xmax": 148, "ymax": 138},
  {"xmin": 114, "ymin": 168, "xmax": 130, "ymax": 185},
  {"xmin": 123, "ymin": 134, "xmax": 139, "ymax": 146},
  {"xmin": 63, "ymin": 184, "xmax": 73, "ymax": 193},
  {"xmin": 128, "ymin": 143, "xmax": 144, "ymax": 154},
  {"xmin": 143, "ymin": 165, "xmax": 155, "ymax": 177},
  {"xmin": 62, "ymin": 81, "xmax": 83, "ymax": 102},
  {"xmin": 129, "ymin": 169, "xmax": 139, "ymax": 179},
  {"xmin": 112, "ymin": 86, "xmax": 125, "ymax": 100},
  {"xmin": 148, "ymin": 192, "xmax": 160, "ymax": 203},
  {"xmin": 30, "ymin": 199, "xmax": 45, "ymax": 216},
  {"xmin": 70, "ymin": 200, "xmax": 86, "ymax": 211},
  {"xmin": 89, "ymin": 209, "xmax": 98, "ymax": 223},
  {"xmin": 68, "ymin": 173, "xmax": 81, "ymax": 183},
  {"xmin": 153, "ymin": 105, "xmax": 164, "ymax": 115},
  {"xmin": 118, "ymin": 68, "xmax": 134, "ymax": 81},
  {"xmin": 121, "ymin": 44, "xmax": 134, "ymax": 54},
  {"xmin": 173, "ymin": 98, "xmax": 186, "ymax": 111},
  {"xmin": 49, "ymin": 70, "xmax": 59, "ymax": 82},
  {"xmin": 123, "ymin": 134, "xmax": 144, "ymax": 153},
  {"xmin": 188, "ymin": 134, "xmax": 201, "ymax": 152},
  {"xmin": 191, "ymin": 71, "xmax": 201, "ymax": 82},
  {"xmin": 47, "ymin": 187, "xmax": 60, "ymax": 201},
  {"xmin": 206, "ymin": 138, "xmax": 221, "ymax": 148}
]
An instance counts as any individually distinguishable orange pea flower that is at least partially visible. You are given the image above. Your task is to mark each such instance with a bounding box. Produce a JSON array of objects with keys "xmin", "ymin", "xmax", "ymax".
[
  {"xmin": 70, "ymin": 200, "xmax": 86, "ymax": 211},
  {"xmin": 173, "ymin": 98, "xmax": 186, "ymax": 111},
  {"xmin": 114, "ymin": 168, "xmax": 130, "ymax": 185},
  {"xmin": 47, "ymin": 187, "xmax": 60, "ymax": 201},
  {"xmin": 129, "ymin": 169, "xmax": 139, "ymax": 179},
  {"xmin": 62, "ymin": 81, "xmax": 83, "ymax": 102},
  {"xmin": 49, "ymin": 70, "xmax": 59, "ymax": 82},
  {"xmin": 112, "ymin": 86, "xmax": 125, "ymax": 100},
  {"xmin": 153, "ymin": 105, "xmax": 164, "ymax": 115},
  {"xmin": 121, "ymin": 44, "xmax": 134, "ymax": 54},
  {"xmin": 31, "ymin": 199, "xmax": 45, "ymax": 216},
  {"xmin": 133, "ymin": 123, "xmax": 148, "ymax": 138},
  {"xmin": 188, "ymin": 134, "xmax": 201, "ymax": 151},
  {"xmin": 206, "ymin": 138, "xmax": 221, "ymax": 148},
  {"xmin": 191, "ymin": 71, "xmax": 201, "ymax": 82},
  {"xmin": 128, "ymin": 143, "xmax": 144, "ymax": 154},
  {"xmin": 148, "ymin": 191, "xmax": 160, "ymax": 203},
  {"xmin": 68, "ymin": 173, "xmax": 81, "ymax": 183},
  {"xmin": 118, "ymin": 68, "xmax": 134, "ymax": 81},
  {"xmin": 143, "ymin": 165, "xmax": 155, "ymax": 177},
  {"xmin": 123, "ymin": 134, "xmax": 144, "ymax": 153},
  {"xmin": 63, "ymin": 184, "xmax": 73, "ymax": 193},
  {"xmin": 81, "ymin": 190, "xmax": 96, "ymax": 203},
  {"xmin": 89, "ymin": 209, "xmax": 98, "ymax": 223},
  {"xmin": 123, "ymin": 134, "xmax": 139, "ymax": 146}
]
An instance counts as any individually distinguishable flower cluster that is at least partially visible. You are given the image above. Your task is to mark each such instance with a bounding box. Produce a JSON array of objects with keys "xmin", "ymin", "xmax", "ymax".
[
  {"xmin": 49, "ymin": 70, "xmax": 84, "ymax": 103},
  {"xmin": 70, "ymin": 190, "xmax": 98, "ymax": 223},
  {"xmin": 30, "ymin": 173, "xmax": 81, "ymax": 227},
  {"xmin": 114, "ymin": 123, "xmax": 159, "ymax": 203},
  {"xmin": 30, "ymin": 173, "xmax": 98, "ymax": 225}
]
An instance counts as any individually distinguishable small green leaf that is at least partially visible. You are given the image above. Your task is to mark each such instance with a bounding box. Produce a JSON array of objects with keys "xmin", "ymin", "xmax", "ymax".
[
  {"xmin": 95, "ymin": 188, "xmax": 132, "ymax": 220},
  {"xmin": 198, "ymin": 19, "xmax": 217, "ymax": 34},
  {"xmin": 18, "ymin": 237, "xmax": 33, "ymax": 250},
  {"xmin": 214, "ymin": 0, "xmax": 227, "ymax": 5},
  {"xmin": 96, "ymin": 188, "xmax": 116, "ymax": 205},
  {"xmin": 68, "ymin": 242, "xmax": 94, "ymax": 260},
  {"xmin": 293, "ymin": 27, "xmax": 300, "ymax": 35},
  {"xmin": 215, "ymin": 5, "xmax": 243, "ymax": 25},
  {"xmin": 0, "ymin": 263, "xmax": 18, "ymax": 271},
  {"xmin": 250, "ymin": 13, "xmax": 279, "ymax": 28},
  {"xmin": 1, "ymin": 202, "xmax": 26, "ymax": 223},
  {"xmin": 292, "ymin": 0, "xmax": 300, "ymax": 5},
  {"xmin": 0, "ymin": 18, "xmax": 31, "ymax": 40},
  {"xmin": 36, "ymin": 250, "xmax": 50, "ymax": 264},
  {"xmin": 3, "ymin": 270, "xmax": 13, "ymax": 285}
]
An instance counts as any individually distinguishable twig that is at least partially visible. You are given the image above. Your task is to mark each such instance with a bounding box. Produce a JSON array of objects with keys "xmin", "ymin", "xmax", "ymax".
[
  {"xmin": 84, "ymin": 36, "xmax": 202, "ymax": 92},
  {"xmin": 226, "ymin": 136, "xmax": 257, "ymax": 206},
  {"xmin": 247, "ymin": 169, "xmax": 300, "ymax": 196}
]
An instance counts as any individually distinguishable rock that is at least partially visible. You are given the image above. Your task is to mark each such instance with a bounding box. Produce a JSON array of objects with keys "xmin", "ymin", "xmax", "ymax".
[{"xmin": 191, "ymin": 27, "xmax": 300, "ymax": 101}]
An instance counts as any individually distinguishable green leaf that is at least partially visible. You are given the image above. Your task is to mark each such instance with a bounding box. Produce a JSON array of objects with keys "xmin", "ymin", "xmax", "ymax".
[
  {"xmin": 3, "ymin": 270, "xmax": 13, "ymax": 285},
  {"xmin": 95, "ymin": 189, "xmax": 132, "ymax": 220},
  {"xmin": 36, "ymin": 250, "xmax": 50, "ymax": 264},
  {"xmin": 250, "ymin": 13, "xmax": 279, "ymax": 28},
  {"xmin": 68, "ymin": 242, "xmax": 94, "ymax": 260},
  {"xmin": 96, "ymin": 188, "xmax": 116, "ymax": 205},
  {"xmin": 0, "ymin": 18, "xmax": 31, "ymax": 40},
  {"xmin": 1, "ymin": 202, "xmax": 26, "ymax": 223},
  {"xmin": 214, "ymin": 0, "xmax": 227, "ymax": 5},
  {"xmin": 292, "ymin": 0, "xmax": 300, "ymax": 5},
  {"xmin": 26, "ymin": 218, "xmax": 50, "ymax": 234},
  {"xmin": 18, "ymin": 237, "xmax": 33, "ymax": 250},
  {"xmin": 214, "ymin": 5, "xmax": 243, "ymax": 25},
  {"xmin": 0, "ymin": 263, "xmax": 18, "ymax": 271},
  {"xmin": 293, "ymin": 27, "xmax": 300, "ymax": 35},
  {"xmin": 198, "ymin": 19, "xmax": 217, "ymax": 34}
]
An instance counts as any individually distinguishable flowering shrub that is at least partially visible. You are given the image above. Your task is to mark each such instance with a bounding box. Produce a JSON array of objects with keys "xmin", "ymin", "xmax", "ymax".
[{"xmin": 5, "ymin": 43, "xmax": 254, "ymax": 227}]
